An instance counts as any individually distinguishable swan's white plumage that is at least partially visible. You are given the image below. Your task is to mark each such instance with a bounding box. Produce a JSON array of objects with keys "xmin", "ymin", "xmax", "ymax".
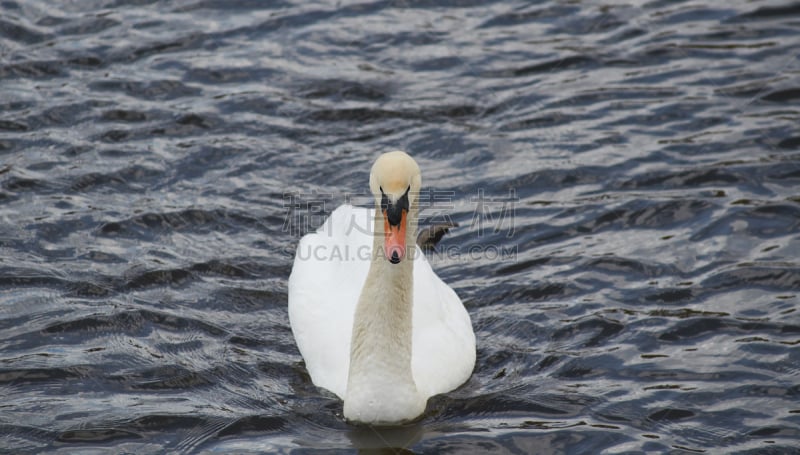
[{"xmin": 288, "ymin": 204, "xmax": 475, "ymax": 404}]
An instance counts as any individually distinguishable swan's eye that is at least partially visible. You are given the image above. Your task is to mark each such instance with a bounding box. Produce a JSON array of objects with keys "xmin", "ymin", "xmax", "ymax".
[
  {"xmin": 381, "ymin": 192, "xmax": 389, "ymax": 213},
  {"xmin": 397, "ymin": 190, "xmax": 409, "ymax": 212}
]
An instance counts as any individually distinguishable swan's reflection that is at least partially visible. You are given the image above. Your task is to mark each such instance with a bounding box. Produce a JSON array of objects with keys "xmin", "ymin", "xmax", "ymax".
[{"xmin": 347, "ymin": 421, "xmax": 425, "ymax": 453}]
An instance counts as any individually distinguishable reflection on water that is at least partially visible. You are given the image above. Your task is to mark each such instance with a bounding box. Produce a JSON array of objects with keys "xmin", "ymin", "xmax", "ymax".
[
  {"xmin": 1, "ymin": 0, "xmax": 799, "ymax": 453},
  {"xmin": 347, "ymin": 423, "xmax": 424, "ymax": 452}
]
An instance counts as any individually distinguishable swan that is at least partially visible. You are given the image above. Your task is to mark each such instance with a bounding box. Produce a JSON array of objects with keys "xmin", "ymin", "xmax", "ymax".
[{"xmin": 288, "ymin": 151, "xmax": 476, "ymax": 424}]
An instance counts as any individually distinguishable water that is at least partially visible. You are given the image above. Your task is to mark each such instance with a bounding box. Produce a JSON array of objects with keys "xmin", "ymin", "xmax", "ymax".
[{"xmin": 1, "ymin": 0, "xmax": 799, "ymax": 453}]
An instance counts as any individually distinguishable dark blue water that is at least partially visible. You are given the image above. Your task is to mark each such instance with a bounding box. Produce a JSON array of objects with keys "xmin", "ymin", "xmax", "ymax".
[{"xmin": 2, "ymin": 1, "xmax": 799, "ymax": 453}]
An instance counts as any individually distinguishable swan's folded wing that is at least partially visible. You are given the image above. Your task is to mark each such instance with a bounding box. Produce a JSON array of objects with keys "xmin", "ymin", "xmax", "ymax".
[
  {"xmin": 288, "ymin": 205, "xmax": 373, "ymax": 398},
  {"xmin": 411, "ymin": 256, "xmax": 476, "ymax": 399}
]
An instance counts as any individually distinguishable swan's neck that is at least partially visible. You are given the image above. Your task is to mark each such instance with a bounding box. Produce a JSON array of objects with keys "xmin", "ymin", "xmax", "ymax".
[{"xmin": 343, "ymin": 208, "xmax": 424, "ymax": 424}]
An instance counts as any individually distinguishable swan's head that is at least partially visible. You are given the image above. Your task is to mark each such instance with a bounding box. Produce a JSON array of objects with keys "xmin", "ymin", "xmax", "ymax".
[{"xmin": 369, "ymin": 151, "xmax": 422, "ymax": 265}]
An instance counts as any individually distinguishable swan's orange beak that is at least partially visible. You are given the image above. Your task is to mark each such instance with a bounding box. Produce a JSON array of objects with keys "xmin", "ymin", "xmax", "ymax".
[{"xmin": 383, "ymin": 209, "xmax": 407, "ymax": 264}]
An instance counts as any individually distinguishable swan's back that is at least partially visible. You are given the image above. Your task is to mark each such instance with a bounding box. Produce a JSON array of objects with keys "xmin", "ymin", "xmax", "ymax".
[{"xmin": 288, "ymin": 205, "xmax": 475, "ymax": 399}]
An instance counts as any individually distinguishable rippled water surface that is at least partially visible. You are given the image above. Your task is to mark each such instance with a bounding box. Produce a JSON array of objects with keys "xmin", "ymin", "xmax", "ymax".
[{"xmin": 2, "ymin": 0, "xmax": 800, "ymax": 453}]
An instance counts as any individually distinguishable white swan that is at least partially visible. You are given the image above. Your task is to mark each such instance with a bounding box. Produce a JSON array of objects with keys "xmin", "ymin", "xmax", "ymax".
[{"xmin": 288, "ymin": 151, "xmax": 475, "ymax": 424}]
